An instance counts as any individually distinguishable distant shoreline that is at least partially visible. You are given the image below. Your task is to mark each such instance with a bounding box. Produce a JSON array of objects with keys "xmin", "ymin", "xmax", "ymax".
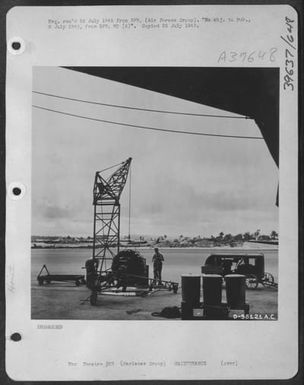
[{"xmin": 31, "ymin": 245, "xmax": 278, "ymax": 251}]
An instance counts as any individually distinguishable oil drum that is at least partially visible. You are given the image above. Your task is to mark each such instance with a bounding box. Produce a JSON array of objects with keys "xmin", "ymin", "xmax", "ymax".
[
  {"xmin": 225, "ymin": 274, "xmax": 246, "ymax": 308},
  {"xmin": 85, "ymin": 259, "xmax": 98, "ymax": 290},
  {"xmin": 181, "ymin": 274, "xmax": 201, "ymax": 306},
  {"xmin": 202, "ymin": 274, "xmax": 222, "ymax": 306}
]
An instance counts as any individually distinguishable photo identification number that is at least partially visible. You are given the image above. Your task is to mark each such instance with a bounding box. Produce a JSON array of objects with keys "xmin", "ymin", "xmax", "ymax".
[
  {"xmin": 281, "ymin": 16, "xmax": 296, "ymax": 91},
  {"xmin": 217, "ymin": 48, "xmax": 277, "ymax": 64}
]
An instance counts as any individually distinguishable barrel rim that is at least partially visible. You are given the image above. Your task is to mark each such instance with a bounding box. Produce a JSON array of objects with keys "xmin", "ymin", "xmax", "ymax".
[
  {"xmin": 224, "ymin": 274, "xmax": 246, "ymax": 278},
  {"xmin": 202, "ymin": 274, "xmax": 222, "ymax": 278},
  {"xmin": 181, "ymin": 274, "xmax": 201, "ymax": 277}
]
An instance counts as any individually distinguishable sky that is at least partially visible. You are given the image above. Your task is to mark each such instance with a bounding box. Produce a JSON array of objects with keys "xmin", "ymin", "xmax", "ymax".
[{"xmin": 32, "ymin": 66, "xmax": 278, "ymax": 238}]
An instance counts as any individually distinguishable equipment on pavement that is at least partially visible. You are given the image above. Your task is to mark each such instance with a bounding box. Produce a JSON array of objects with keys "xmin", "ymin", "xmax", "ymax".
[{"xmin": 201, "ymin": 253, "xmax": 278, "ymax": 289}]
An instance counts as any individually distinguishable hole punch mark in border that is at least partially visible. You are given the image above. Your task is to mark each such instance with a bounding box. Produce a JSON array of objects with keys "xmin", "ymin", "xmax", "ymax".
[
  {"xmin": 8, "ymin": 182, "xmax": 25, "ymax": 200},
  {"xmin": 8, "ymin": 37, "xmax": 25, "ymax": 55},
  {"xmin": 10, "ymin": 332, "xmax": 21, "ymax": 342},
  {"xmin": 13, "ymin": 187, "xmax": 21, "ymax": 196},
  {"xmin": 12, "ymin": 41, "xmax": 21, "ymax": 50}
]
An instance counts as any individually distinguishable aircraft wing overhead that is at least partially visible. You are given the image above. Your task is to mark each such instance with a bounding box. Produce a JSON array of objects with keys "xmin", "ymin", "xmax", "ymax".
[{"xmin": 64, "ymin": 67, "xmax": 279, "ymax": 167}]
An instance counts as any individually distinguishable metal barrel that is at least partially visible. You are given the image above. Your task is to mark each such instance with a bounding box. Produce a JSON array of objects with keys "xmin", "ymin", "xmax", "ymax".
[
  {"xmin": 180, "ymin": 301, "xmax": 196, "ymax": 320},
  {"xmin": 181, "ymin": 274, "xmax": 201, "ymax": 306},
  {"xmin": 143, "ymin": 265, "xmax": 149, "ymax": 287},
  {"xmin": 225, "ymin": 274, "xmax": 246, "ymax": 308},
  {"xmin": 202, "ymin": 274, "xmax": 222, "ymax": 306},
  {"xmin": 85, "ymin": 259, "xmax": 98, "ymax": 290}
]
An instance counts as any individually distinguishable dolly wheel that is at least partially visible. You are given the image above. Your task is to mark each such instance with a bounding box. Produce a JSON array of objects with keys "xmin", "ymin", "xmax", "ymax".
[
  {"xmin": 245, "ymin": 275, "xmax": 258, "ymax": 289},
  {"xmin": 90, "ymin": 292, "xmax": 98, "ymax": 306},
  {"xmin": 263, "ymin": 272, "xmax": 274, "ymax": 285}
]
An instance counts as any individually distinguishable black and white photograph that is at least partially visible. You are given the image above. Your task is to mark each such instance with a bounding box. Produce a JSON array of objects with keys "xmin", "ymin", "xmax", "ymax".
[{"xmin": 31, "ymin": 66, "xmax": 279, "ymax": 321}]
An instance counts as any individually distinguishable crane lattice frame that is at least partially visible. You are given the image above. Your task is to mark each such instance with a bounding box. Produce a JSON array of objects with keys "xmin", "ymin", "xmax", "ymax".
[{"xmin": 92, "ymin": 158, "xmax": 132, "ymax": 272}]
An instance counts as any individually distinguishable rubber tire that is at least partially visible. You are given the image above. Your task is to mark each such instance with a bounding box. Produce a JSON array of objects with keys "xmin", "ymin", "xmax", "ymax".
[
  {"xmin": 263, "ymin": 272, "xmax": 274, "ymax": 284},
  {"xmin": 245, "ymin": 275, "xmax": 258, "ymax": 289}
]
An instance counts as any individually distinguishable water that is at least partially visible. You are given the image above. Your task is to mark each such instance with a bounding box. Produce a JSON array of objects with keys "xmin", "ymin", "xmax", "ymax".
[{"xmin": 32, "ymin": 247, "xmax": 278, "ymax": 284}]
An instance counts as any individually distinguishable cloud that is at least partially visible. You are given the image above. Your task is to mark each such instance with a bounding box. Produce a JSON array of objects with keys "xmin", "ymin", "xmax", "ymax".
[{"xmin": 43, "ymin": 205, "xmax": 73, "ymax": 219}]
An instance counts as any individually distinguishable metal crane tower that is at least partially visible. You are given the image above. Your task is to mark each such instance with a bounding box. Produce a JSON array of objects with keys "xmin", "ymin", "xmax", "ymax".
[{"xmin": 92, "ymin": 157, "xmax": 132, "ymax": 272}]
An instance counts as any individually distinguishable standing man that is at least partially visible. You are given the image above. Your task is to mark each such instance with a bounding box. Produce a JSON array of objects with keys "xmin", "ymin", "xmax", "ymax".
[{"xmin": 152, "ymin": 248, "xmax": 164, "ymax": 285}]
